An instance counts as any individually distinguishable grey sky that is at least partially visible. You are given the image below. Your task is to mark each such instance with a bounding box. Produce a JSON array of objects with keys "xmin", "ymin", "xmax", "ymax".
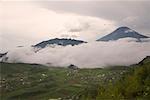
[{"xmin": 37, "ymin": 1, "xmax": 150, "ymax": 34}]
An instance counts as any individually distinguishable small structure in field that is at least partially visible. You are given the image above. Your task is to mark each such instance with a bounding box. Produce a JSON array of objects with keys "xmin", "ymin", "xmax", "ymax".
[{"xmin": 68, "ymin": 64, "xmax": 78, "ymax": 70}]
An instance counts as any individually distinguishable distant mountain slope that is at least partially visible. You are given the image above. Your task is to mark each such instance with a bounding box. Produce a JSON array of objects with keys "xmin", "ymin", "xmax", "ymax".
[
  {"xmin": 34, "ymin": 38, "xmax": 87, "ymax": 48},
  {"xmin": 97, "ymin": 27, "xmax": 149, "ymax": 41},
  {"xmin": 138, "ymin": 56, "xmax": 150, "ymax": 65},
  {"xmin": 0, "ymin": 52, "xmax": 8, "ymax": 62},
  {"xmin": 0, "ymin": 52, "xmax": 7, "ymax": 58}
]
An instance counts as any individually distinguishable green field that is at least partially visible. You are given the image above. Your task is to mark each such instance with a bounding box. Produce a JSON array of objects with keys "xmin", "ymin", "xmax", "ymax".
[{"xmin": 0, "ymin": 56, "xmax": 150, "ymax": 100}]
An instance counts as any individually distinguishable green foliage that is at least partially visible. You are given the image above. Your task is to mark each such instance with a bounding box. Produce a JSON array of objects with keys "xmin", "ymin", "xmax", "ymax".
[{"xmin": 79, "ymin": 57, "xmax": 150, "ymax": 99}]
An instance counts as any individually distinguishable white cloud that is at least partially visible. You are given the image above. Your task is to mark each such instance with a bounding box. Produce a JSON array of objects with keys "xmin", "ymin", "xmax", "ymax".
[
  {"xmin": 0, "ymin": 1, "xmax": 116, "ymax": 51},
  {"xmin": 5, "ymin": 39, "xmax": 150, "ymax": 68}
]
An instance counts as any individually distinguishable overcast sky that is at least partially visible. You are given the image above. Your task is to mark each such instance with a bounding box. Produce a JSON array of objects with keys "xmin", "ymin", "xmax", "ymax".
[
  {"xmin": 0, "ymin": 0, "xmax": 150, "ymax": 51},
  {"xmin": 39, "ymin": 0, "xmax": 150, "ymax": 33}
]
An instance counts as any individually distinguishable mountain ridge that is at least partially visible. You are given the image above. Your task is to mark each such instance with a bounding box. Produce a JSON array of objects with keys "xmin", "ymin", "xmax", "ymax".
[
  {"xmin": 34, "ymin": 38, "xmax": 87, "ymax": 48},
  {"xmin": 97, "ymin": 26, "xmax": 149, "ymax": 41}
]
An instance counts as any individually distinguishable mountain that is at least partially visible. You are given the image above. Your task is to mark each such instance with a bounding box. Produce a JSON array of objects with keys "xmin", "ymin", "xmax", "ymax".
[
  {"xmin": 97, "ymin": 27, "xmax": 149, "ymax": 41},
  {"xmin": 34, "ymin": 38, "xmax": 87, "ymax": 48},
  {"xmin": 0, "ymin": 52, "xmax": 8, "ymax": 62},
  {"xmin": 0, "ymin": 52, "xmax": 7, "ymax": 58},
  {"xmin": 138, "ymin": 56, "xmax": 150, "ymax": 65}
]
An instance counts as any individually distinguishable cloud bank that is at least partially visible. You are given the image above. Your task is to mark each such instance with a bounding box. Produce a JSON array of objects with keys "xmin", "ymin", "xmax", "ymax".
[{"xmin": 5, "ymin": 38, "xmax": 150, "ymax": 68}]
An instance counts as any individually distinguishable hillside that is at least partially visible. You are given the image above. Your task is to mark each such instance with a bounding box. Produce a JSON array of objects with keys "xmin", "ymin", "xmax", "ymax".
[
  {"xmin": 0, "ymin": 56, "xmax": 150, "ymax": 100},
  {"xmin": 80, "ymin": 56, "xmax": 150, "ymax": 99}
]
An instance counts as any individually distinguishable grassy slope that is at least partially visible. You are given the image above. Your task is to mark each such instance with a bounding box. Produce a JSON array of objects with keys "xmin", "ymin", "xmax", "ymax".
[
  {"xmin": 1, "ymin": 56, "xmax": 150, "ymax": 100},
  {"xmin": 79, "ymin": 57, "xmax": 150, "ymax": 100},
  {"xmin": 0, "ymin": 63, "xmax": 129, "ymax": 100}
]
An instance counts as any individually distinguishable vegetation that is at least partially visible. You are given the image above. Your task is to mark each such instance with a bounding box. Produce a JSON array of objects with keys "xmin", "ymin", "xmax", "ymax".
[
  {"xmin": 0, "ymin": 56, "xmax": 150, "ymax": 100},
  {"xmin": 79, "ymin": 56, "xmax": 150, "ymax": 100}
]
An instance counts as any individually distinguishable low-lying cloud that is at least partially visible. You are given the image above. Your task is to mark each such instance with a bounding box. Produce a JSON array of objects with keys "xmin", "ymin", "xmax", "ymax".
[{"xmin": 4, "ymin": 38, "xmax": 150, "ymax": 68}]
